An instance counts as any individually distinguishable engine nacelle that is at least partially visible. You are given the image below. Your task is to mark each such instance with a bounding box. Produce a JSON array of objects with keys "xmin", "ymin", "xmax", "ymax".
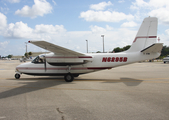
[{"xmin": 45, "ymin": 54, "xmax": 92, "ymax": 66}]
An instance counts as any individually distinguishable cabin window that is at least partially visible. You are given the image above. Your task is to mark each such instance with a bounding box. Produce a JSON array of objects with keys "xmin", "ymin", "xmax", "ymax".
[{"xmin": 32, "ymin": 56, "xmax": 44, "ymax": 63}]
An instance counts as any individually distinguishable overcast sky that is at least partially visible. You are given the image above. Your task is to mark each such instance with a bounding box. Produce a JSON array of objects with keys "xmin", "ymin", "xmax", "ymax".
[{"xmin": 0, "ymin": 0, "xmax": 169, "ymax": 56}]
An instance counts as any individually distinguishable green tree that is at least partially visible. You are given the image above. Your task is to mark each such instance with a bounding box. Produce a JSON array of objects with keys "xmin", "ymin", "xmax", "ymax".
[
  {"xmin": 112, "ymin": 45, "xmax": 131, "ymax": 53},
  {"xmin": 123, "ymin": 45, "xmax": 131, "ymax": 51},
  {"xmin": 113, "ymin": 47, "xmax": 122, "ymax": 53},
  {"xmin": 8, "ymin": 55, "xmax": 13, "ymax": 58},
  {"xmin": 28, "ymin": 52, "xmax": 32, "ymax": 56},
  {"xmin": 160, "ymin": 46, "xmax": 169, "ymax": 58},
  {"xmin": 24, "ymin": 53, "xmax": 28, "ymax": 58}
]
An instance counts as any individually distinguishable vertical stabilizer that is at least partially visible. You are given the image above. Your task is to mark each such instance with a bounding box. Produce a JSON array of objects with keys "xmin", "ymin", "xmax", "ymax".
[{"xmin": 127, "ymin": 17, "xmax": 158, "ymax": 52}]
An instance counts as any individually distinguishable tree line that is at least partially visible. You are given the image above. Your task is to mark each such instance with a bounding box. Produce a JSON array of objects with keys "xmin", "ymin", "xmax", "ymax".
[
  {"xmin": 112, "ymin": 45, "xmax": 169, "ymax": 59},
  {"xmin": 112, "ymin": 45, "xmax": 131, "ymax": 53}
]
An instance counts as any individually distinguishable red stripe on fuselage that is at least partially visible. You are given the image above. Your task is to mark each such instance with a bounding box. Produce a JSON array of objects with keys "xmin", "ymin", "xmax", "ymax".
[{"xmin": 17, "ymin": 67, "xmax": 111, "ymax": 70}]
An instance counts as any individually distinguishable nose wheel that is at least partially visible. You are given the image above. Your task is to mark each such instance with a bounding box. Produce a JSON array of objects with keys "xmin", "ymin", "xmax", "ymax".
[
  {"xmin": 15, "ymin": 73, "xmax": 20, "ymax": 79},
  {"xmin": 64, "ymin": 73, "xmax": 74, "ymax": 82}
]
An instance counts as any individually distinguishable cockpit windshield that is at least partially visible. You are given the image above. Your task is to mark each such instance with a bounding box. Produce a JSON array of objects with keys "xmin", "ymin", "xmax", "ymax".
[{"xmin": 32, "ymin": 56, "xmax": 44, "ymax": 63}]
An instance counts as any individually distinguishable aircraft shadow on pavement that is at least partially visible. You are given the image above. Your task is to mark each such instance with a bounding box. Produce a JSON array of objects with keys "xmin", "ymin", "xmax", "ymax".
[
  {"xmin": 114, "ymin": 78, "xmax": 143, "ymax": 86},
  {"xmin": 75, "ymin": 77, "xmax": 143, "ymax": 86},
  {"xmin": 0, "ymin": 77, "xmax": 142, "ymax": 99},
  {"xmin": 0, "ymin": 77, "xmax": 72, "ymax": 99}
]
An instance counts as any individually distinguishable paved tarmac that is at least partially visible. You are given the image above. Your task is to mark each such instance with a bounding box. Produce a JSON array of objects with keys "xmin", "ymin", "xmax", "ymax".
[{"xmin": 0, "ymin": 60, "xmax": 169, "ymax": 120}]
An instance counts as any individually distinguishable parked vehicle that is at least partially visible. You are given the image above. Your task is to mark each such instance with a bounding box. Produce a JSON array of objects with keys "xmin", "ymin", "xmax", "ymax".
[
  {"xmin": 19, "ymin": 57, "xmax": 35, "ymax": 62},
  {"xmin": 163, "ymin": 55, "xmax": 169, "ymax": 63},
  {"xmin": 19, "ymin": 58, "xmax": 26, "ymax": 62}
]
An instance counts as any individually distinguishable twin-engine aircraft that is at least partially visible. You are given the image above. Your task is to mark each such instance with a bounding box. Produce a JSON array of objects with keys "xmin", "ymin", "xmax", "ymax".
[{"xmin": 15, "ymin": 17, "xmax": 163, "ymax": 82}]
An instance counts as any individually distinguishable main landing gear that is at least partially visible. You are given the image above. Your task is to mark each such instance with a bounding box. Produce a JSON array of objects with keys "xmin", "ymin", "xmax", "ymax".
[
  {"xmin": 64, "ymin": 73, "xmax": 74, "ymax": 82},
  {"xmin": 64, "ymin": 65, "xmax": 76, "ymax": 82}
]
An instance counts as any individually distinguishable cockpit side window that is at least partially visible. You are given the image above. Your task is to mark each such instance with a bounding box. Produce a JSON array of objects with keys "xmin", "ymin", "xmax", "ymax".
[{"xmin": 32, "ymin": 56, "xmax": 44, "ymax": 63}]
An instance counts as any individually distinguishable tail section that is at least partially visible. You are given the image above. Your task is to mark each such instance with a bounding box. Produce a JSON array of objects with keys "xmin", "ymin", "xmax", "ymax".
[{"xmin": 127, "ymin": 17, "xmax": 158, "ymax": 52}]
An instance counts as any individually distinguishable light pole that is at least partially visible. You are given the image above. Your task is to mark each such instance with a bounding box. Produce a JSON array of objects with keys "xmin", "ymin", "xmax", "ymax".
[
  {"xmin": 86, "ymin": 40, "xmax": 88, "ymax": 53},
  {"xmin": 101, "ymin": 35, "xmax": 104, "ymax": 53},
  {"xmin": 25, "ymin": 42, "xmax": 28, "ymax": 58}
]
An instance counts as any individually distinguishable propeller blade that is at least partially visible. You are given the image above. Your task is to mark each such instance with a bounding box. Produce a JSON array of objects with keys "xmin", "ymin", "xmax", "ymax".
[{"xmin": 44, "ymin": 57, "xmax": 47, "ymax": 71}]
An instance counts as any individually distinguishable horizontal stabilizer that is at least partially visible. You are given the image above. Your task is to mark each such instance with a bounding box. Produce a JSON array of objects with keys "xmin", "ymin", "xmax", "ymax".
[{"xmin": 141, "ymin": 43, "xmax": 163, "ymax": 53}]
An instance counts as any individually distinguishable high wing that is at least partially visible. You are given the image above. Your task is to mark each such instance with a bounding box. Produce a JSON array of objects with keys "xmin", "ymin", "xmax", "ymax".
[{"xmin": 28, "ymin": 41, "xmax": 85, "ymax": 56}]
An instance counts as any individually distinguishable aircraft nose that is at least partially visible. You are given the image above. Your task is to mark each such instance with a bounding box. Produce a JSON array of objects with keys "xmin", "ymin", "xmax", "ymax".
[
  {"xmin": 16, "ymin": 64, "xmax": 22, "ymax": 72},
  {"xmin": 15, "ymin": 62, "xmax": 30, "ymax": 73}
]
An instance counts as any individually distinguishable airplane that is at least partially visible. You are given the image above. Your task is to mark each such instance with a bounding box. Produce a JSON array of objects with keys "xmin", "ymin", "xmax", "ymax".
[{"xmin": 15, "ymin": 17, "xmax": 163, "ymax": 82}]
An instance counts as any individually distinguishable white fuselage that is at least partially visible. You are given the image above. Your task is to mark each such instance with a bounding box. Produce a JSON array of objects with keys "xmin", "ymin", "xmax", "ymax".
[{"xmin": 16, "ymin": 52, "xmax": 160, "ymax": 76}]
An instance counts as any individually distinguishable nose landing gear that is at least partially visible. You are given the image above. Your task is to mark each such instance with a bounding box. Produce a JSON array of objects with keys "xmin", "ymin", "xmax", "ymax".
[{"xmin": 15, "ymin": 73, "xmax": 21, "ymax": 79}]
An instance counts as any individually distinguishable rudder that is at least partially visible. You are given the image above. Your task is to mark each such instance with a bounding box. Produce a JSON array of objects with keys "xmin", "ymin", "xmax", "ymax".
[{"xmin": 127, "ymin": 17, "xmax": 158, "ymax": 52}]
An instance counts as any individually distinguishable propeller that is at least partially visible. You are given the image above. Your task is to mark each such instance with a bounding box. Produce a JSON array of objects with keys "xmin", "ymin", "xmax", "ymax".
[{"xmin": 43, "ymin": 56, "xmax": 47, "ymax": 71}]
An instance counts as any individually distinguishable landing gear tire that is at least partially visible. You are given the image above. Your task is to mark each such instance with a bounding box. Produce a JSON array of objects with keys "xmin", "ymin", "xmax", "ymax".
[
  {"xmin": 64, "ymin": 73, "xmax": 74, "ymax": 82},
  {"xmin": 15, "ymin": 73, "xmax": 20, "ymax": 79}
]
